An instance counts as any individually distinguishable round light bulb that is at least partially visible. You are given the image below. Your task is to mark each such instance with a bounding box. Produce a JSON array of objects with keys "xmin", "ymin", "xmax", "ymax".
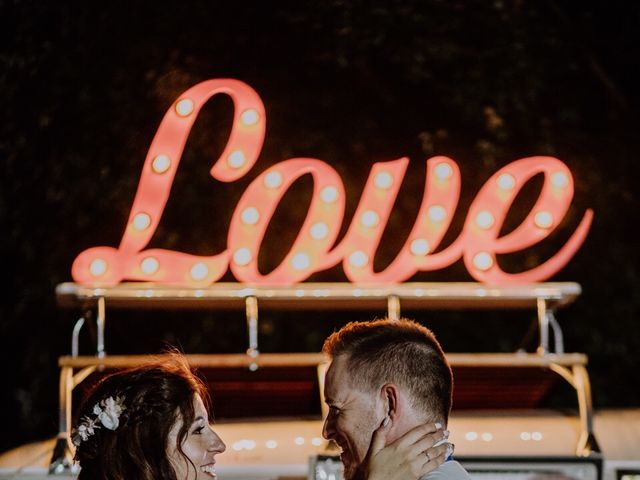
[
  {"xmin": 140, "ymin": 257, "xmax": 159, "ymax": 275},
  {"xmin": 551, "ymin": 172, "xmax": 569, "ymax": 189},
  {"xmin": 434, "ymin": 162, "xmax": 453, "ymax": 180},
  {"xmin": 264, "ymin": 171, "xmax": 283, "ymax": 189},
  {"xmin": 132, "ymin": 212, "xmax": 151, "ymax": 231},
  {"xmin": 473, "ymin": 252, "xmax": 494, "ymax": 271},
  {"xmin": 294, "ymin": 437, "xmax": 305, "ymax": 446},
  {"xmin": 410, "ymin": 239, "xmax": 430, "ymax": 256},
  {"xmin": 534, "ymin": 211, "xmax": 553, "ymax": 229},
  {"xmin": 152, "ymin": 154, "xmax": 171, "ymax": 174},
  {"xmin": 476, "ymin": 210, "xmax": 495, "ymax": 229},
  {"xmin": 349, "ymin": 250, "xmax": 369, "ymax": 268},
  {"xmin": 240, "ymin": 109, "xmax": 260, "ymax": 126},
  {"xmin": 320, "ymin": 186, "xmax": 338, "ymax": 204},
  {"xmin": 291, "ymin": 253, "xmax": 311, "ymax": 271},
  {"xmin": 428, "ymin": 205, "xmax": 447, "ymax": 223},
  {"xmin": 233, "ymin": 248, "xmax": 252, "ymax": 266},
  {"xmin": 497, "ymin": 173, "xmax": 516, "ymax": 190},
  {"xmin": 241, "ymin": 207, "xmax": 260, "ymax": 225},
  {"xmin": 265, "ymin": 440, "xmax": 278, "ymax": 449},
  {"xmin": 361, "ymin": 210, "xmax": 379, "ymax": 228},
  {"xmin": 175, "ymin": 98, "xmax": 194, "ymax": 117},
  {"xmin": 190, "ymin": 262, "xmax": 209, "ymax": 281},
  {"xmin": 227, "ymin": 150, "xmax": 246, "ymax": 169},
  {"xmin": 374, "ymin": 171, "xmax": 394, "ymax": 189},
  {"xmin": 310, "ymin": 222, "xmax": 329, "ymax": 240},
  {"xmin": 89, "ymin": 258, "xmax": 107, "ymax": 277}
]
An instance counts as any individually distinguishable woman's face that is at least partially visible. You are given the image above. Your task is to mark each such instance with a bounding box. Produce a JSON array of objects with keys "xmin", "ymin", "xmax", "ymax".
[{"xmin": 167, "ymin": 394, "xmax": 226, "ymax": 479}]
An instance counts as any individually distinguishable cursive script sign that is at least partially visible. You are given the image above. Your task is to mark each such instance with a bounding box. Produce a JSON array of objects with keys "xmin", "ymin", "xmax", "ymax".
[{"xmin": 72, "ymin": 79, "xmax": 593, "ymax": 286}]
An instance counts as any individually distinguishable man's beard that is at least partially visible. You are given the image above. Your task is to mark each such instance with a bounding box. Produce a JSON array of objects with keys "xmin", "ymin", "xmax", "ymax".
[{"xmin": 341, "ymin": 434, "xmax": 375, "ymax": 480}]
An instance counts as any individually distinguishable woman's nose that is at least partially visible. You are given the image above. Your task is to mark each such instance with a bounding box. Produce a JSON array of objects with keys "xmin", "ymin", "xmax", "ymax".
[{"xmin": 209, "ymin": 429, "xmax": 226, "ymax": 453}]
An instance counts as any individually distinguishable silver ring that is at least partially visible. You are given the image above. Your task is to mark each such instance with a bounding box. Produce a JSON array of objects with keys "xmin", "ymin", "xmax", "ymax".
[{"xmin": 425, "ymin": 451, "xmax": 431, "ymax": 462}]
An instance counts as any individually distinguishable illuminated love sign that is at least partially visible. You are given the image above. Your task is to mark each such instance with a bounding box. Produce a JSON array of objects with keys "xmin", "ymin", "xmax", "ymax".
[{"xmin": 72, "ymin": 79, "xmax": 593, "ymax": 286}]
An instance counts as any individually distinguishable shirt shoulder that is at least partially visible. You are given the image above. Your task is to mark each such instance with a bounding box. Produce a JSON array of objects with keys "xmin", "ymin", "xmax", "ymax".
[{"xmin": 420, "ymin": 460, "xmax": 473, "ymax": 480}]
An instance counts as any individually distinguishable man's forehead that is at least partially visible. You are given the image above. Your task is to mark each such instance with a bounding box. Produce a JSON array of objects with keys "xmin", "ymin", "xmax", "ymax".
[{"xmin": 324, "ymin": 355, "xmax": 367, "ymax": 401}]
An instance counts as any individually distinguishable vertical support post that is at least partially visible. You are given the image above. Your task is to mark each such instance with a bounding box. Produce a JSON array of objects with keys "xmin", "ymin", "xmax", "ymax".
[
  {"xmin": 573, "ymin": 364, "xmax": 600, "ymax": 456},
  {"xmin": 548, "ymin": 310, "xmax": 565, "ymax": 354},
  {"xmin": 536, "ymin": 297, "xmax": 550, "ymax": 355},
  {"xmin": 49, "ymin": 366, "xmax": 74, "ymax": 474},
  {"xmin": 71, "ymin": 316, "xmax": 86, "ymax": 358},
  {"xmin": 387, "ymin": 295, "xmax": 401, "ymax": 321},
  {"xmin": 245, "ymin": 295, "xmax": 259, "ymax": 371},
  {"xmin": 96, "ymin": 296, "xmax": 106, "ymax": 358}
]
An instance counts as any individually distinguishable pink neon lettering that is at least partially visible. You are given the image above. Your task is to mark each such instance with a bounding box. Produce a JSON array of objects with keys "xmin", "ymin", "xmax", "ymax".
[{"xmin": 71, "ymin": 79, "xmax": 593, "ymax": 286}]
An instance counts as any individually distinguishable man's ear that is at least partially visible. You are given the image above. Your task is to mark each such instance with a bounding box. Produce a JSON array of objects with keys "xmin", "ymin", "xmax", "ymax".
[{"xmin": 380, "ymin": 383, "xmax": 400, "ymax": 423}]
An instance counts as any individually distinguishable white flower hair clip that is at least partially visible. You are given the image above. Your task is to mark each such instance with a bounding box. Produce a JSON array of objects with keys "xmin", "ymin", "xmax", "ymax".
[{"xmin": 72, "ymin": 395, "xmax": 126, "ymax": 446}]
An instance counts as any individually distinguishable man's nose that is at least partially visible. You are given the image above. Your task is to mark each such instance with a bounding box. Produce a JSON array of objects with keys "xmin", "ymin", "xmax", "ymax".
[{"xmin": 322, "ymin": 415, "xmax": 334, "ymax": 439}]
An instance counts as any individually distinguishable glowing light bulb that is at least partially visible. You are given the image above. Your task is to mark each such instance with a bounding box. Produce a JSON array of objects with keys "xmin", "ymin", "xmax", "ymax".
[
  {"xmin": 227, "ymin": 150, "xmax": 246, "ymax": 169},
  {"xmin": 133, "ymin": 212, "xmax": 151, "ymax": 231},
  {"xmin": 534, "ymin": 211, "xmax": 553, "ymax": 229},
  {"xmin": 152, "ymin": 154, "xmax": 171, "ymax": 174},
  {"xmin": 481, "ymin": 433, "xmax": 493, "ymax": 442},
  {"xmin": 428, "ymin": 205, "xmax": 447, "ymax": 223},
  {"xmin": 320, "ymin": 186, "xmax": 338, "ymax": 203},
  {"xmin": 531, "ymin": 432, "xmax": 543, "ymax": 441},
  {"xmin": 374, "ymin": 171, "xmax": 394, "ymax": 189},
  {"xmin": 233, "ymin": 248, "xmax": 252, "ymax": 266},
  {"xmin": 310, "ymin": 222, "xmax": 329, "ymax": 240},
  {"xmin": 497, "ymin": 173, "xmax": 516, "ymax": 190},
  {"xmin": 190, "ymin": 262, "xmax": 209, "ymax": 281},
  {"xmin": 240, "ymin": 109, "xmax": 260, "ymax": 126},
  {"xmin": 361, "ymin": 210, "xmax": 379, "ymax": 228},
  {"xmin": 294, "ymin": 437, "xmax": 305, "ymax": 445},
  {"xmin": 520, "ymin": 432, "xmax": 531, "ymax": 441},
  {"xmin": 476, "ymin": 210, "xmax": 495, "ymax": 229},
  {"xmin": 552, "ymin": 172, "xmax": 569, "ymax": 189},
  {"xmin": 435, "ymin": 162, "xmax": 453, "ymax": 180},
  {"xmin": 89, "ymin": 259, "xmax": 107, "ymax": 277},
  {"xmin": 264, "ymin": 171, "xmax": 283, "ymax": 189},
  {"xmin": 291, "ymin": 253, "xmax": 311, "ymax": 271},
  {"xmin": 349, "ymin": 251, "xmax": 368, "ymax": 268},
  {"xmin": 175, "ymin": 98, "xmax": 194, "ymax": 117},
  {"xmin": 473, "ymin": 252, "xmax": 493, "ymax": 271},
  {"xmin": 265, "ymin": 440, "xmax": 278, "ymax": 449},
  {"xmin": 311, "ymin": 437, "xmax": 323, "ymax": 446},
  {"xmin": 410, "ymin": 239, "xmax": 430, "ymax": 256},
  {"xmin": 140, "ymin": 257, "xmax": 159, "ymax": 275},
  {"xmin": 241, "ymin": 207, "xmax": 260, "ymax": 225},
  {"xmin": 465, "ymin": 432, "xmax": 478, "ymax": 441}
]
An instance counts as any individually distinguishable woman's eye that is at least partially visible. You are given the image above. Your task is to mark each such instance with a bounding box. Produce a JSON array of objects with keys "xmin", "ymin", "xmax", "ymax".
[{"xmin": 193, "ymin": 425, "xmax": 205, "ymax": 435}]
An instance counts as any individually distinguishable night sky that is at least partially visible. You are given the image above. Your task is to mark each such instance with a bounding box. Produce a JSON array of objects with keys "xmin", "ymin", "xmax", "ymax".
[{"xmin": 1, "ymin": 1, "xmax": 639, "ymax": 452}]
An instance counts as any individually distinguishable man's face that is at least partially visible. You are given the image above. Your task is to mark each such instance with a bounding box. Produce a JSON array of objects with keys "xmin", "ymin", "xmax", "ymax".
[{"xmin": 321, "ymin": 355, "xmax": 383, "ymax": 480}]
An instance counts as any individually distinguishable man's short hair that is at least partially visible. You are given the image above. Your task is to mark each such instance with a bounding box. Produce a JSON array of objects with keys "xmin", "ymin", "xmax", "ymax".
[{"xmin": 322, "ymin": 318, "xmax": 453, "ymax": 423}]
